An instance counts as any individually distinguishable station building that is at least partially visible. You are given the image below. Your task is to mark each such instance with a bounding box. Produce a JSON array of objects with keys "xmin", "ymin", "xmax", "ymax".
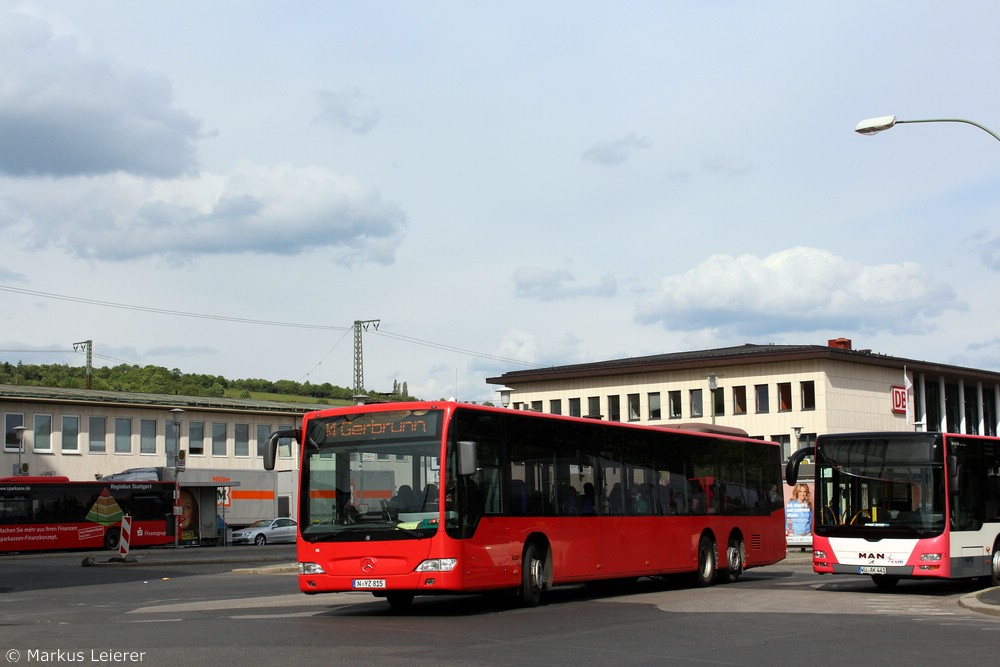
[
  {"xmin": 1, "ymin": 384, "xmax": 319, "ymax": 530},
  {"xmin": 486, "ymin": 338, "xmax": 1000, "ymax": 461}
]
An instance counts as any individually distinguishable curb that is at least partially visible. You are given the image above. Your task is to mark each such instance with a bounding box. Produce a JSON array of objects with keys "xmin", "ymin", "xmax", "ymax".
[{"xmin": 958, "ymin": 588, "xmax": 1000, "ymax": 618}]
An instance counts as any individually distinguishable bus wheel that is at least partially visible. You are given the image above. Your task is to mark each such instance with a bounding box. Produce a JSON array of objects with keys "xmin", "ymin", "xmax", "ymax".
[
  {"xmin": 990, "ymin": 545, "xmax": 1000, "ymax": 587},
  {"xmin": 694, "ymin": 536, "xmax": 716, "ymax": 587},
  {"xmin": 104, "ymin": 529, "xmax": 120, "ymax": 551},
  {"xmin": 385, "ymin": 593, "xmax": 414, "ymax": 611},
  {"xmin": 872, "ymin": 574, "xmax": 899, "ymax": 589},
  {"xmin": 723, "ymin": 537, "xmax": 745, "ymax": 582},
  {"xmin": 519, "ymin": 543, "xmax": 544, "ymax": 607}
]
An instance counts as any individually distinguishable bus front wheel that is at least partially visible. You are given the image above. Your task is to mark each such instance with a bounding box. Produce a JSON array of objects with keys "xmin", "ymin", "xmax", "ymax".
[
  {"xmin": 694, "ymin": 536, "xmax": 716, "ymax": 587},
  {"xmin": 519, "ymin": 543, "xmax": 544, "ymax": 607},
  {"xmin": 872, "ymin": 574, "xmax": 899, "ymax": 589},
  {"xmin": 385, "ymin": 593, "xmax": 414, "ymax": 611}
]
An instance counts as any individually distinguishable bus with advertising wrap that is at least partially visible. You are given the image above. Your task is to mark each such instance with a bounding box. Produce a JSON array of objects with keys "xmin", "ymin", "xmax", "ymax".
[
  {"xmin": 264, "ymin": 401, "xmax": 786, "ymax": 609},
  {"xmin": 0, "ymin": 477, "xmax": 176, "ymax": 552},
  {"xmin": 785, "ymin": 431, "xmax": 1000, "ymax": 588}
]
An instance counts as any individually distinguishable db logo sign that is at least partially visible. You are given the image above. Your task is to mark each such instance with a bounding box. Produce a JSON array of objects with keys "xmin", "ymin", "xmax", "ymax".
[{"xmin": 890, "ymin": 385, "xmax": 908, "ymax": 414}]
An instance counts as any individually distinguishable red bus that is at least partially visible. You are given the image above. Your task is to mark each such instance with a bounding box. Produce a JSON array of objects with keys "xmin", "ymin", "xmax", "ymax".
[
  {"xmin": 264, "ymin": 401, "xmax": 786, "ymax": 609},
  {"xmin": 786, "ymin": 431, "xmax": 1000, "ymax": 588},
  {"xmin": 0, "ymin": 476, "xmax": 176, "ymax": 552}
]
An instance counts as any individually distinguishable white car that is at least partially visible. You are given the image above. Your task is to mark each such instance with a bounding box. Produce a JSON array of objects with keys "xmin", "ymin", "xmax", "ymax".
[{"xmin": 231, "ymin": 518, "xmax": 297, "ymax": 545}]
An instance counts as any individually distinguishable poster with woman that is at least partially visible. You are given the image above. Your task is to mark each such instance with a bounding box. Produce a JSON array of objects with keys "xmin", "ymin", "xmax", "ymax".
[{"xmin": 784, "ymin": 481, "xmax": 814, "ymax": 549}]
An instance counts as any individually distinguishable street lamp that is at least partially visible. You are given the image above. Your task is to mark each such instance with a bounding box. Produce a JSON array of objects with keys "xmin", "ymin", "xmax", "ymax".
[
  {"xmin": 791, "ymin": 426, "xmax": 803, "ymax": 463},
  {"xmin": 497, "ymin": 388, "xmax": 513, "ymax": 408},
  {"xmin": 855, "ymin": 115, "xmax": 1000, "ymax": 143},
  {"xmin": 704, "ymin": 372, "xmax": 722, "ymax": 425},
  {"xmin": 12, "ymin": 425, "xmax": 26, "ymax": 476}
]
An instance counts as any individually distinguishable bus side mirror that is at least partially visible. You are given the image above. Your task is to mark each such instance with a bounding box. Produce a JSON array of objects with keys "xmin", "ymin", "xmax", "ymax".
[
  {"xmin": 264, "ymin": 428, "xmax": 300, "ymax": 471},
  {"xmin": 785, "ymin": 446, "xmax": 815, "ymax": 486},
  {"xmin": 947, "ymin": 455, "xmax": 960, "ymax": 494},
  {"xmin": 458, "ymin": 440, "xmax": 478, "ymax": 476}
]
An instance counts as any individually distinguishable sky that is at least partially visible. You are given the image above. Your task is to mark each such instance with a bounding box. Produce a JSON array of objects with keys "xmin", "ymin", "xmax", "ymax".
[{"xmin": 2, "ymin": 1, "xmax": 1000, "ymax": 403}]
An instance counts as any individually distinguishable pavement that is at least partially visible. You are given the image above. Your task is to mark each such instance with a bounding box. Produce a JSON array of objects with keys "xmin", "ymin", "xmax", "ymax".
[{"xmin": 7, "ymin": 545, "xmax": 1000, "ymax": 617}]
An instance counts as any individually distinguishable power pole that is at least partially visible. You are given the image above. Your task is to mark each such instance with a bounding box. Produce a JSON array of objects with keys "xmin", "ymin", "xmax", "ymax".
[
  {"xmin": 73, "ymin": 339, "xmax": 93, "ymax": 389},
  {"xmin": 353, "ymin": 320, "xmax": 380, "ymax": 395}
]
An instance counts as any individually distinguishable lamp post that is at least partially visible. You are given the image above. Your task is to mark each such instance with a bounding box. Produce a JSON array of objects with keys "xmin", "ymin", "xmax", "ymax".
[
  {"xmin": 855, "ymin": 115, "xmax": 1000, "ymax": 143},
  {"xmin": 168, "ymin": 409, "xmax": 184, "ymax": 548},
  {"xmin": 704, "ymin": 372, "xmax": 722, "ymax": 425},
  {"xmin": 12, "ymin": 425, "xmax": 26, "ymax": 476}
]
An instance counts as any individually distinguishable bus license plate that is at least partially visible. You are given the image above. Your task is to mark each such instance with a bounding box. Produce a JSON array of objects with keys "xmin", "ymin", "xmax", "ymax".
[
  {"xmin": 858, "ymin": 566, "xmax": 886, "ymax": 575},
  {"xmin": 352, "ymin": 579, "xmax": 386, "ymax": 589}
]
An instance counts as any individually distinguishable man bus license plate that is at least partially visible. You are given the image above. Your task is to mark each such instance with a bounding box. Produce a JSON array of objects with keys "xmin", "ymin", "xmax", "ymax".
[
  {"xmin": 353, "ymin": 579, "xmax": 386, "ymax": 589},
  {"xmin": 858, "ymin": 566, "xmax": 886, "ymax": 575}
]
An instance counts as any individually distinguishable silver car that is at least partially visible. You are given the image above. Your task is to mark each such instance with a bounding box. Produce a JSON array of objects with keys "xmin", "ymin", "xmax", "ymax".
[{"xmin": 231, "ymin": 518, "xmax": 297, "ymax": 545}]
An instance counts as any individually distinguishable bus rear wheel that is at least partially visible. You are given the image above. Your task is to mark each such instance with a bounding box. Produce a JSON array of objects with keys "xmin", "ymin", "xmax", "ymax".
[
  {"xmin": 989, "ymin": 544, "xmax": 1000, "ymax": 587},
  {"xmin": 694, "ymin": 536, "xmax": 716, "ymax": 587},
  {"xmin": 722, "ymin": 537, "xmax": 745, "ymax": 583},
  {"xmin": 104, "ymin": 528, "xmax": 120, "ymax": 551},
  {"xmin": 519, "ymin": 543, "xmax": 544, "ymax": 607}
]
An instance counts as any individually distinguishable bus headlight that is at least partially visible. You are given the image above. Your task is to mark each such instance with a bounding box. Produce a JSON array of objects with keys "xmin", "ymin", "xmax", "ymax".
[
  {"xmin": 813, "ymin": 550, "xmax": 826, "ymax": 559},
  {"xmin": 299, "ymin": 562, "xmax": 327, "ymax": 575},
  {"xmin": 919, "ymin": 553, "xmax": 942, "ymax": 561},
  {"xmin": 415, "ymin": 558, "xmax": 458, "ymax": 572}
]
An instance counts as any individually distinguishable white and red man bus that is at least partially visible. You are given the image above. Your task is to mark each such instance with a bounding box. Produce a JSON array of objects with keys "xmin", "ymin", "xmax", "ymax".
[
  {"xmin": 264, "ymin": 401, "xmax": 786, "ymax": 609},
  {"xmin": 0, "ymin": 476, "xmax": 175, "ymax": 552},
  {"xmin": 786, "ymin": 431, "xmax": 1000, "ymax": 588}
]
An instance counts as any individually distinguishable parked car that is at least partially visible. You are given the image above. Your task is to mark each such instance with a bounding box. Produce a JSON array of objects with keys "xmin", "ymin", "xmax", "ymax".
[{"xmin": 231, "ymin": 518, "xmax": 297, "ymax": 545}]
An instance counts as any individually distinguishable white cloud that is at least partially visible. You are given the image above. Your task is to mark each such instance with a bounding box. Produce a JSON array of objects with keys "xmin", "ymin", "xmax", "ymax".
[
  {"xmin": 0, "ymin": 9, "xmax": 201, "ymax": 177},
  {"xmin": 582, "ymin": 132, "xmax": 652, "ymax": 166},
  {"xmin": 0, "ymin": 162, "xmax": 407, "ymax": 264},
  {"xmin": 315, "ymin": 87, "xmax": 381, "ymax": 135},
  {"xmin": 512, "ymin": 266, "xmax": 616, "ymax": 301},
  {"xmin": 636, "ymin": 247, "xmax": 962, "ymax": 336}
]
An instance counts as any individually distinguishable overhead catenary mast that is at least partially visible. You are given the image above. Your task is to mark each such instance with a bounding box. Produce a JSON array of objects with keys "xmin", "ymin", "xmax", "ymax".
[{"xmin": 353, "ymin": 320, "xmax": 380, "ymax": 395}]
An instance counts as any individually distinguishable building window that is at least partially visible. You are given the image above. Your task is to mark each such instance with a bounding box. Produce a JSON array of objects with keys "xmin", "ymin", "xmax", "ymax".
[
  {"xmin": 235, "ymin": 423, "xmax": 250, "ymax": 457},
  {"xmin": 4, "ymin": 413, "xmax": 25, "ymax": 452},
  {"xmin": 668, "ymin": 391, "xmax": 682, "ymax": 419},
  {"xmin": 569, "ymin": 398, "xmax": 581, "ymax": 417},
  {"xmin": 189, "ymin": 421, "xmax": 205, "ymax": 456},
  {"xmin": 690, "ymin": 389, "xmax": 703, "ymax": 418},
  {"xmin": 587, "ymin": 396, "xmax": 601, "ymax": 418},
  {"xmin": 33, "ymin": 414, "xmax": 52, "ymax": 452},
  {"xmin": 549, "ymin": 399, "xmax": 562, "ymax": 415},
  {"xmin": 140, "ymin": 419, "xmax": 157, "ymax": 454},
  {"xmin": 88, "ymin": 416, "xmax": 106, "ymax": 453},
  {"xmin": 256, "ymin": 424, "xmax": 271, "ymax": 458},
  {"xmin": 801, "ymin": 381, "xmax": 816, "ymax": 411},
  {"xmin": 712, "ymin": 388, "xmax": 725, "ymax": 418},
  {"xmin": 755, "ymin": 385, "xmax": 769, "ymax": 414},
  {"xmin": 277, "ymin": 424, "xmax": 294, "ymax": 457},
  {"xmin": 212, "ymin": 422, "xmax": 227, "ymax": 456},
  {"xmin": 778, "ymin": 382, "xmax": 792, "ymax": 412},
  {"xmin": 530, "ymin": 400, "xmax": 543, "ymax": 412},
  {"xmin": 627, "ymin": 394, "xmax": 640, "ymax": 421},
  {"xmin": 607, "ymin": 395, "xmax": 621, "ymax": 422},
  {"xmin": 648, "ymin": 392, "xmax": 661, "ymax": 420},
  {"xmin": 733, "ymin": 386, "xmax": 747, "ymax": 415},
  {"xmin": 61, "ymin": 416, "xmax": 80, "ymax": 453},
  {"xmin": 115, "ymin": 418, "xmax": 132, "ymax": 454},
  {"xmin": 772, "ymin": 434, "xmax": 792, "ymax": 460}
]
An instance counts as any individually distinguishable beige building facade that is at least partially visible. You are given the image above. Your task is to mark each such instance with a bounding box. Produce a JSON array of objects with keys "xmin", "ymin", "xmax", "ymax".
[{"xmin": 487, "ymin": 339, "xmax": 1000, "ymax": 460}]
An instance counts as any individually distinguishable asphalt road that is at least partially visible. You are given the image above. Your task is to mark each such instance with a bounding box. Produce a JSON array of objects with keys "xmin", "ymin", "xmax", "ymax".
[{"xmin": 2, "ymin": 547, "xmax": 999, "ymax": 667}]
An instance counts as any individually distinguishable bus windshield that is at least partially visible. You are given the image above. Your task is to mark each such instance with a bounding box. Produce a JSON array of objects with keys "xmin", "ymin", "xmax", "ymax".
[
  {"xmin": 814, "ymin": 434, "xmax": 946, "ymax": 537},
  {"xmin": 299, "ymin": 409, "xmax": 448, "ymax": 542}
]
